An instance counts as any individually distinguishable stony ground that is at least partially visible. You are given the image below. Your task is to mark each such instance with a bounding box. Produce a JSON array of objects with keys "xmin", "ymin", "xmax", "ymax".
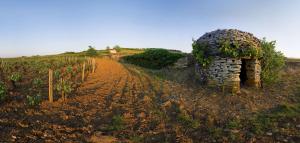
[{"xmin": 0, "ymin": 58, "xmax": 299, "ymax": 143}]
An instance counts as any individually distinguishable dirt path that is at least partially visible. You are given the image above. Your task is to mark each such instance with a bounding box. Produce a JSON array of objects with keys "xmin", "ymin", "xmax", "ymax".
[
  {"xmin": 0, "ymin": 58, "xmax": 180, "ymax": 142},
  {"xmin": 39, "ymin": 58, "xmax": 161, "ymax": 142}
]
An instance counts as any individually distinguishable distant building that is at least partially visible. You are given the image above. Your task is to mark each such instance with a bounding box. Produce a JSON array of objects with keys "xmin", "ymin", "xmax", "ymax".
[{"xmin": 109, "ymin": 49, "xmax": 117, "ymax": 54}]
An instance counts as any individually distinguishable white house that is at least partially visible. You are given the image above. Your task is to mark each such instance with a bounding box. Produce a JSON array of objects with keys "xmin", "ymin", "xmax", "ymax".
[{"xmin": 109, "ymin": 49, "xmax": 117, "ymax": 54}]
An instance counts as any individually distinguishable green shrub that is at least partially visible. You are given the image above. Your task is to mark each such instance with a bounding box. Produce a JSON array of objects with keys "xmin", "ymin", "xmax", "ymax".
[
  {"xmin": 66, "ymin": 65, "xmax": 76, "ymax": 76},
  {"xmin": 0, "ymin": 82, "xmax": 7, "ymax": 101},
  {"xmin": 192, "ymin": 40, "xmax": 212, "ymax": 67},
  {"xmin": 208, "ymin": 127, "xmax": 223, "ymax": 139},
  {"xmin": 9, "ymin": 72, "xmax": 22, "ymax": 88},
  {"xmin": 177, "ymin": 113, "xmax": 200, "ymax": 129},
  {"xmin": 56, "ymin": 80, "xmax": 73, "ymax": 95},
  {"xmin": 226, "ymin": 119, "xmax": 241, "ymax": 129},
  {"xmin": 113, "ymin": 45, "xmax": 121, "ymax": 52},
  {"xmin": 108, "ymin": 115, "xmax": 125, "ymax": 131},
  {"xmin": 54, "ymin": 69, "xmax": 61, "ymax": 79},
  {"xmin": 86, "ymin": 46, "xmax": 98, "ymax": 57},
  {"xmin": 9, "ymin": 72, "xmax": 22, "ymax": 82},
  {"xmin": 27, "ymin": 94, "xmax": 41, "ymax": 106},
  {"xmin": 123, "ymin": 49, "xmax": 184, "ymax": 69},
  {"xmin": 32, "ymin": 78, "xmax": 43, "ymax": 89},
  {"xmin": 260, "ymin": 38, "xmax": 285, "ymax": 85}
]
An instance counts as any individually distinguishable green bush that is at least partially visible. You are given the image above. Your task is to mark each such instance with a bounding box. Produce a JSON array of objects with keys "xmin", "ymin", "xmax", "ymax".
[
  {"xmin": 27, "ymin": 94, "xmax": 41, "ymax": 106},
  {"xmin": 56, "ymin": 80, "xmax": 73, "ymax": 95},
  {"xmin": 66, "ymin": 65, "xmax": 76, "ymax": 76},
  {"xmin": 123, "ymin": 49, "xmax": 184, "ymax": 69},
  {"xmin": 260, "ymin": 38, "xmax": 285, "ymax": 85},
  {"xmin": 108, "ymin": 115, "xmax": 125, "ymax": 131},
  {"xmin": 177, "ymin": 113, "xmax": 200, "ymax": 129},
  {"xmin": 113, "ymin": 45, "xmax": 121, "ymax": 52},
  {"xmin": 86, "ymin": 46, "xmax": 98, "ymax": 57},
  {"xmin": 226, "ymin": 119, "xmax": 241, "ymax": 129},
  {"xmin": 9, "ymin": 72, "xmax": 22, "ymax": 82},
  {"xmin": 192, "ymin": 40, "xmax": 212, "ymax": 67},
  {"xmin": 54, "ymin": 69, "xmax": 61, "ymax": 79},
  {"xmin": 9, "ymin": 72, "xmax": 22, "ymax": 88},
  {"xmin": 32, "ymin": 78, "xmax": 43, "ymax": 89},
  {"xmin": 208, "ymin": 127, "xmax": 223, "ymax": 139},
  {"xmin": 0, "ymin": 82, "xmax": 7, "ymax": 101}
]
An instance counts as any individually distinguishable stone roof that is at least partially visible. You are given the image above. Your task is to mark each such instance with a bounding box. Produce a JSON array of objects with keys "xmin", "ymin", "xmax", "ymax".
[{"xmin": 196, "ymin": 29, "xmax": 261, "ymax": 57}]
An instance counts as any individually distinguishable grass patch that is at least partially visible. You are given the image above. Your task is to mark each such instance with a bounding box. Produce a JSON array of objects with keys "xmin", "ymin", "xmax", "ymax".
[
  {"xmin": 226, "ymin": 119, "xmax": 241, "ymax": 130},
  {"xmin": 107, "ymin": 115, "xmax": 125, "ymax": 131},
  {"xmin": 247, "ymin": 103, "xmax": 300, "ymax": 135}
]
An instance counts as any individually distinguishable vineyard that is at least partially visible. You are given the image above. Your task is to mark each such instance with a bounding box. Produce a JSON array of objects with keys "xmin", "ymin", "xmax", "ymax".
[
  {"xmin": 1, "ymin": 0, "xmax": 300, "ymax": 142},
  {"xmin": 0, "ymin": 56, "xmax": 96, "ymax": 105},
  {"xmin": 0, "ymin": 56, "xmax": 299, "ymax": 142}
]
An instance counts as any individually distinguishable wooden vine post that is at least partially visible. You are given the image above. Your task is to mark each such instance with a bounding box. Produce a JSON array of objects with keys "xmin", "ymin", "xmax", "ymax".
[
  {"xmin": 48, "ymin": 69, "xmax": 53, "ymax": 103},
  {"xmin": 92, "ymin": 58, "xmax": 96, "ymax": 73},
  {"xmin": 89, "ymin": 58, "xmax": 92, "ymax": 72},
  {"xmin": 60, "ymin": 78, "xmax": 65, "ymax": 101},
  {"xmin": 87, "ymin": 58, "xmax": 90, "ymax": 72},
  {"xmin": 82, "ymin": 62, "xmax": 85, "ymax": 82}
]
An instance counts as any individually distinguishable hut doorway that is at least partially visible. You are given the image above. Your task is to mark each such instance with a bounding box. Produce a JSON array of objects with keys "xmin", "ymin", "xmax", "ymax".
[{"xmin": 240, "ymin": 59, "xmax": 248, "ymax": 85}]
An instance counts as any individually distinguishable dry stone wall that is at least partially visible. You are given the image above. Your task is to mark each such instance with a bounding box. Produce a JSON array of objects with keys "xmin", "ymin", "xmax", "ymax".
[
  {"xmin": 245, "ymin": 59, "xmax": 261, "ymax": 87},
  {"xmin": 207, "ymin": 57, "xmax": 241, "ymax": 93}
]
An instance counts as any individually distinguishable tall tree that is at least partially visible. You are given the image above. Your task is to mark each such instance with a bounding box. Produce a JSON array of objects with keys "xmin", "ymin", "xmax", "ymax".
[{"xmin": 86, "ymin": 46, "xmax": 98, "ymax": 57}]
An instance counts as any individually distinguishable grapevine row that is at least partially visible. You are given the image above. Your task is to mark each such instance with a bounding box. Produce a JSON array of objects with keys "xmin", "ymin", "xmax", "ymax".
[{"xmin": 0, "ymin": 56, "xmax": 96, "ymax": 105}]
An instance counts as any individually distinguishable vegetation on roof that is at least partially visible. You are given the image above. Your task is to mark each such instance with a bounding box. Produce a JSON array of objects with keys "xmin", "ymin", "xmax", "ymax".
[
  {"xmin": 193, "ymin": 29, "xmax": 264, "ymax": 67},
  {"xmin": 192, "ymin": 38, "xmax": 263, "ymax": 67}
]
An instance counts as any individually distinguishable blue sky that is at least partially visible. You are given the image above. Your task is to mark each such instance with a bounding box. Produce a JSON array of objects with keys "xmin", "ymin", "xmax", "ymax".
[{"xmin": 0, "ymin": 0, "xmax": 299, "ymax": 58}]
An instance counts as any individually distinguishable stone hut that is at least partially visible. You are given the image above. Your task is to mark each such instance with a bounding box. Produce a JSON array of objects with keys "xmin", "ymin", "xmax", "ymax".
[{"xmin": 194, "ymin": 29, "xmax": 262, "ymax": 93}]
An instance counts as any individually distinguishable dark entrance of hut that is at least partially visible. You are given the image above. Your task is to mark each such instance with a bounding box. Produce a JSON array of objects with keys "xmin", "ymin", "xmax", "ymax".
[{"xmin": 240, "ymin": 59, "xmax": 248, "ymax": 86}]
